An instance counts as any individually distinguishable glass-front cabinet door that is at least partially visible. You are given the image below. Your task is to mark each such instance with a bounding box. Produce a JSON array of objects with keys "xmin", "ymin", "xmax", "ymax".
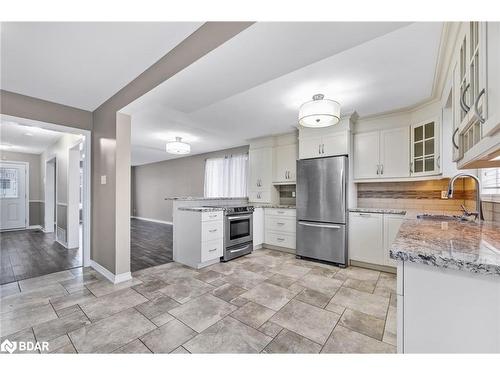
[{"xmin": 410, "ymin": 120, "xmax": 440, "ymax": 176}]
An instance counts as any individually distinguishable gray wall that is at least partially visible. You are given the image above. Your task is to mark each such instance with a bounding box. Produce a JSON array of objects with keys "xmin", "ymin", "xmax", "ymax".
[
  {"xmin": 91, "ymin": 22, "xmax": 252, "ymax": 274},
  {"xmin": 132, "ymin": 145, "xmax": 249, "ymax": 223},
  {"xmin": 0, "ymin": 150, "xmax": 43, "ymax": 225}
]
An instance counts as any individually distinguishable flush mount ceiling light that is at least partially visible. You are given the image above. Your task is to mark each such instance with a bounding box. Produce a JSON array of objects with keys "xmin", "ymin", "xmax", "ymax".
[
  {"xmin": 298, "ymin": 94, "xmax": 340, "ymax": 128},
  {"xmin": 166, "ymin": 136, "xmax": 191, "ymax": 155}
]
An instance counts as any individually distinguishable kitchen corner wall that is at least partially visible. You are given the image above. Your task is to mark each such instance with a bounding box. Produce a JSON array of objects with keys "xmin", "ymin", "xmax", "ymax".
[
  {"xmin": 132, "ymin": 145, "xmax": 249, "ymax": 223},
  {"xmin": 356, "ymin": 178, "xmax": 475, "ymax": 214}
]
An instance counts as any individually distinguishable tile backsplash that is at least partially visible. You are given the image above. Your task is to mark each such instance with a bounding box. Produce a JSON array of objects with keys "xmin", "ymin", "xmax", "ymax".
[
  {"xmin": 356, "ymin": 178, "xmax": 476, "ymax": 213},
  {"xmin": 277, "ymin": 184, "xmax": 296, "ymax": 206}
]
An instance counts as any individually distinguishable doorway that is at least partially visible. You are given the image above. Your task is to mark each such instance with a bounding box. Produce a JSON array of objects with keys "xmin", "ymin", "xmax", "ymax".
[{"xmin": 0, "ymin": 161, "xmax": 28, "ymax": 230}]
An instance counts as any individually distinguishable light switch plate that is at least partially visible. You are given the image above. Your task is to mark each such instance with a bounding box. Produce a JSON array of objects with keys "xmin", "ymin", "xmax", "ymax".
[
  {"xmin": 441, "ymin": 191, "xmax": 448, "ymax": 199},
  {"xmin": 101, "ymin": 175, "xmax": 107, "ymax": 185}
]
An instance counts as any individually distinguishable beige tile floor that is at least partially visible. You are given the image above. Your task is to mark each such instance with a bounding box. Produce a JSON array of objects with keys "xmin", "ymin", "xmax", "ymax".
[{"xmin": 0, "ymin": 248, "xmax": 397, "ymax": 354}]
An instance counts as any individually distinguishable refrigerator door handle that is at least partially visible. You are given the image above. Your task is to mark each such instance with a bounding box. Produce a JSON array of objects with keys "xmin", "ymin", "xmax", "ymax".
[
  {"xmin": 298, "ymin": 221, "xmax": 341, "ymax": 229},
  {"xmin": 340, "ymin": 166, "xmax": 345, "ymax": 214}
]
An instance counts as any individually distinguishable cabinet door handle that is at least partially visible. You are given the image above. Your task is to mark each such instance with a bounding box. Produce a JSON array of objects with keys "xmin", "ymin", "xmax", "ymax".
[
  {"xmin": 209, "ymin": 229, "xmax": 217, "ymax": 233},
  {"xmin": 277, "ymin": 238, "xmax": 285, "ymax": 242},
  {"xmin": 452, "ymin": 128, "xmax": 459, "ymax": 150},
  {"xmin": 321, "ymin": 144, "xmax": 325, "ymax": 154},
  {"xmin": 460, "ymin": 83, "xmax": 471, "ymax": 113},
  {"xmin": 208, "ymin": 248, "xmax": 218, "ymax": 252},
  {"xmin": 410, "ymin": 162, "xmax": 413, "ymax": 173},
  {"xmin": 358, "ymin": 213, "xmax": 371, "ymax": 217},
  {"xmin": 380, "ymin": 164, "xmax": 383, "ymax": 175},
  {"xmin": 473, "ymin": 88, "xmax": 486, "ymax": 124},
  {"xmin": 318, "ymin": 144, "xmax": 321, "ymax": 155},
  {"xmin": 437, "ymin": 155, "xmax": 441, "ymax": 169},
  {"xmin": 376, "ymin": 165, "xmax": 380, "ymax": 175},
  {"xmin": 277, "ymin": 222, "xmax": 285, "ymax": 225}
]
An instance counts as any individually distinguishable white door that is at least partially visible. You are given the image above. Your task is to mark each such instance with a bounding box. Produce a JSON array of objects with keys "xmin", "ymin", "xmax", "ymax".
[
  {"xmin": 274, "ymin": 143, "xmax": 297, "ymax": 182},
  {"xmin": 380, "ymin": 127, "xmax": 410, "ymax": 178},
  {"xmin": 299, "ymin": 136, "xmax": 322, "ymax": 159},
  {"xmin": 0, "ymin": 162, "xmax": 27, "ymax": 230},
  {"xmin": 322, "ymin": 132, "xmax": 348, "ymax": 157},
  {"xmin": 353, "ymin": 131, "xmax": 380, "ymax": 179}
]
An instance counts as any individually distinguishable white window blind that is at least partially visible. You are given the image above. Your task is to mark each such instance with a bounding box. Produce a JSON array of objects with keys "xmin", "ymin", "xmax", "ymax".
[
  {"xmin": 204, "ymin": 154, "xmax": 248, "ymax": 198},
  {"xmin": 481, "ymin": 168, "xmax": 500, "ymax": 195}
]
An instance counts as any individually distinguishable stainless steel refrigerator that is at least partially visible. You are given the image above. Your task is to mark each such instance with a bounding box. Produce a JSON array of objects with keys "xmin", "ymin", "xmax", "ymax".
[{"xmin": 296, "ymin": 155, "xmax": 348, "ymax": 266}]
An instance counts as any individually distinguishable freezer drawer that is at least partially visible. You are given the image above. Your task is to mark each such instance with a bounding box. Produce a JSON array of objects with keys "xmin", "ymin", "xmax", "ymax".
[{"xmin": 296, "ymin": 220, "xmax": 347, "ymax": 265}]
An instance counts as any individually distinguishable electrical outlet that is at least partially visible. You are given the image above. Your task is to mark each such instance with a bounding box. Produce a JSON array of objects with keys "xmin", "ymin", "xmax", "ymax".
[
  {"xmin": 441, "ymin": 191, "xmax": 448, "ymax": 199},
  {"xmin": 292, "ymin": 191, "xmax": 296, "ymax": 198}
]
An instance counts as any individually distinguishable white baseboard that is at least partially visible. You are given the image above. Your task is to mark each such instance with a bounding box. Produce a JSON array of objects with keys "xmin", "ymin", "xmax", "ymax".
[
  {"xmin": 28, "ymin": 225, "xmax": 42, "ymax": 230},
  {"xmin": 90, "ymin": 260, "xmax": 132, "ymax": 284},
  {"xmin": 131, "ymin": 216, "xmax": 173, "ymax": 225}
]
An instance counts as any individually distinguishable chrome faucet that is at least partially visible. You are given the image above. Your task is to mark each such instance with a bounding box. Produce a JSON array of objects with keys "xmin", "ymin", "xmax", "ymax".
[{"xmin": 447, "ymin": 173, "xmax": 484, "ymax": 221}]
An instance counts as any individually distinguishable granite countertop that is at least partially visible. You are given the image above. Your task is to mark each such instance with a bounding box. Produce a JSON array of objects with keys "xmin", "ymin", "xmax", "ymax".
[
  {"xmin": 349, "ymin": 208, "xmax": 407, "ymax": 215},
  {"xmin": 165, "ymin": 197, "xmax": 247, "ymax": 201},
  {"xmin": 252, "ymin": 204, "xmax": 296, "ymax": 209},
  {"xmin": 390, "ymin": 218, "xmax": 500, "ymax": 276},
  {"xmin": 177, "ymin": 206, "xmax": 224, "ymax": 212}
]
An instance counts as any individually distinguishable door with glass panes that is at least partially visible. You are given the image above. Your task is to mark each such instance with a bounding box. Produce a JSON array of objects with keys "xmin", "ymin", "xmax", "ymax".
[
  {"xmin": 0, "ymin": 162, "xmax": 27, "ymax": 230},
  {"xmin": 410, "ymin": 120, "xmax": 440, "ymax": 176}
]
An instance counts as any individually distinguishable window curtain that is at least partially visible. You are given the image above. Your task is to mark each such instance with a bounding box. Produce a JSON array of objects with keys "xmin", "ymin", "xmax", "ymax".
[{"xmin": 204, "ymin": 154, "xmax": 248, "ymax": 198}]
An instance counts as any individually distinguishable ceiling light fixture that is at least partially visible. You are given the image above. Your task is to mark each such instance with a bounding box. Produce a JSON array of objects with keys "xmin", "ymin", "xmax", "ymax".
[
  {"xmin": 0, "ymin": 143, "xmax": 13, "ymax": 150},
  {"xmin": 298, "ymin": 94, "xmax": 340, "ymax": 128},
  {"xmin": 166, "ymin": 137, "xmax": 191, "ymax": 155},
  {"xmin": 24, "ymin": 132, "xmax": 33, "ymax": 136}
]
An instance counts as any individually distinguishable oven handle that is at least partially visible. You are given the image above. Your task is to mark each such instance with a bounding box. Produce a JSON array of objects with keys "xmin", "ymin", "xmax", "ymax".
[
  {"xmin": 228, "ymin": 243, "xmax": 252, "ymax": 253},
  {"xmin": 227, "ymin": 215, "xmax": 252, "ymax": 220}
]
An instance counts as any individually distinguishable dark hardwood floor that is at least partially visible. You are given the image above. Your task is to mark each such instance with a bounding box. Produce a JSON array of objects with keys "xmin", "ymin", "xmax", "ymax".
[
  {"xmin": 0, "ymin": 219, "xmax": 172, "ymax": 284},
  {"xmin": 130, "ymin": 218, "xmax": 172, "ymax": 272},
  {"xmin": 0, "ymin": 229, "xmax": 82, "ymax": 285}
]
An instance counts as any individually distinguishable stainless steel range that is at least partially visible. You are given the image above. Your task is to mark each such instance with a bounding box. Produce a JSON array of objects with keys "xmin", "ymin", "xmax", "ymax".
[{"xmin": 213, "ymin": 205, "xmax": 254, "ymax": 261}]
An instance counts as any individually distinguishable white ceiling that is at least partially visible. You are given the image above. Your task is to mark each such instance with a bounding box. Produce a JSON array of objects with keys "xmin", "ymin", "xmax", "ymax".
[
  {"xmin": 124, "ymin": 22, "xmax": 442, "ymax": 165},
  {"xmin": 0, "ymin": 117, "xmax": 66, "ymax": 154},
  {"xmin": 0, "ymin": 22, "xmax": 202, "ymax": 110}
]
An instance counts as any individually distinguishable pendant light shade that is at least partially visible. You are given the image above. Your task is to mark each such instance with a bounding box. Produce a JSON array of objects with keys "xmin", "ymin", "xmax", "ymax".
[
  {"xmin": 166, "ymin": 137, "xmax": 191, "ymax": 155},
  {"xmin": 298, "ymin": 94, "xmax": 340, "ymax": 128}
]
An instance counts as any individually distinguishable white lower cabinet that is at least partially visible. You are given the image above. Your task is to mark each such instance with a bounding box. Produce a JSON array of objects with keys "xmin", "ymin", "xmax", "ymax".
[
  {"xmin": 349, "ymin": 212, "xmax": 384, "ymax": 264},
  {"xmin": 174, "ymin": 209, "xmax": 224, "ymax": 269},
  {"xmin": 349, "ymin": 211, "xmax": 403, "ymax": 267},
  {"xmin": 253, "ymin": 207, "xmax": 264, "ymax": 249},
  {"xmin": 264, "ymin": 208, "xmax": 296, "ymax": 250}
]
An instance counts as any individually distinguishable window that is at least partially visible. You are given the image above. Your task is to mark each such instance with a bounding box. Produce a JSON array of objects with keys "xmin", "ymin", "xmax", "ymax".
[
  {"xmin": 204, "ymin": 154, "xmax": 248, "ymax": 198},
  {"xmin": 481, "ymin": 168, "xmax": 500, "ymax": 198},
  {"xmin": 0, "ymin": 167, "xmax": 19, "ymax": 198}
]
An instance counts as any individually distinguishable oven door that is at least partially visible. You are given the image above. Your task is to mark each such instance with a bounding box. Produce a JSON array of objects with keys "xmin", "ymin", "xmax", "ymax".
[{"xmin": 225, "ymin": 213, "xmax": 253, "ymax": 247}]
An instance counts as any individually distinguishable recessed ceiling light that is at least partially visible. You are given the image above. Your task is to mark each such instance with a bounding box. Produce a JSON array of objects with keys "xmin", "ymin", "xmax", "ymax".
[{"xmin": 24, "ymin": 132, "xmax": 34, "ymax": 136}]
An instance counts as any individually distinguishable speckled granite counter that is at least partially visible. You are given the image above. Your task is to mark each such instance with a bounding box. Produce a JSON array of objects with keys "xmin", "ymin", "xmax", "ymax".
[
  {"xmin": 178, "ymin": 207, "xmax": 224, "ymax": 212},
  {"xmin": 349, "ymin": 208, "xmax": 406, "ymax": 215},
  {"xmin": 390, "ymin": 218, "xmax": 500, "ymax": 276}
]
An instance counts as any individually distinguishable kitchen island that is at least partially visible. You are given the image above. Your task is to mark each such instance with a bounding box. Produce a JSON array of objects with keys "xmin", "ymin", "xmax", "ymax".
[{"xmin": 390, "ymin": 217, "xmax": 500, "ymax": 353}]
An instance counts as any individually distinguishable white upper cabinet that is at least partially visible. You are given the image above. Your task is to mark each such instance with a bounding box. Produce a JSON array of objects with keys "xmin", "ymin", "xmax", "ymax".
[
  {"xmin": 353, "ymin": 127, "xmax": 410, "ymax": 180},
  {"xmin": 273, "ymin": 143, "xmax": 297, "ymax": 183},
  {"xmin": 410, "ymin": 119, "xmax": 440, "ymax": 176},
  {"xmin": 353, "ymin": 131, "xmax": 380, "ymax": 179},
  {"xmin": 380, "ymin": 127, "xmax": 410, "ymax": 178},
  {"xmin": 298, "ymin": 117, "xmax": 351, "ymax": 160},
  {"xmin": 249, "ymin": 146, "xmax": 273, "ymax": 203}
]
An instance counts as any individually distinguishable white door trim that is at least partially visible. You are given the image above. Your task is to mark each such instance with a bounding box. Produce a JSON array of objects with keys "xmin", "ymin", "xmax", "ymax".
[
  {"xmin": 0, "ymin": 161, "xmax": 29, "ymax": 230},
  {"xmin": 44, "ymin": 155, "xmax": 57, "ymax": 235}
]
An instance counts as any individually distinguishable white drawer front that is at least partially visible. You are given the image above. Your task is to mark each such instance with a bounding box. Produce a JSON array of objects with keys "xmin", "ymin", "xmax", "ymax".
[
  {"xmin": 265, "ymin": 208, "xmax": 296, "ymax": 217},
  {"xmin": 201, "ymin": 239, "xmax": 223, "ymax": 262},
  {"xmin": 202, "ymin": 220, "xmax": 223, "ymax": 242},
  {"xmin": 265, "ymin": 216, "xmax": 296, "ymax": 234},
  {"xmin": 265, "ymin": 231, "xmax": 296, "ymax": 249},
  {"xmin": 202, "ymin": 211, "xmax": 223, "ymax": 222}
]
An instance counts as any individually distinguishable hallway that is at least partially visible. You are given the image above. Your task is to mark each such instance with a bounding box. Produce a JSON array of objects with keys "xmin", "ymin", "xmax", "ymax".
[{"xmin": 0, "ymin": 229, "xmax": 82, "ymax": 284}]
